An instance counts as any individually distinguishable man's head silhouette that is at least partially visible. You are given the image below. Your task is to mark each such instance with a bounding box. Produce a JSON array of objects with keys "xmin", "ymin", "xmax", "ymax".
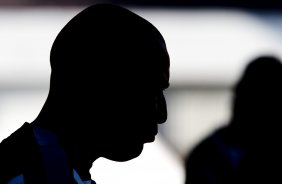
[
  {"xmin": 33, "ymin": 4, "xmax": 170, "ymax": 163},
  {"xmin": 0, "ymin": 4, "xmax": 169, "ymax": 183}
]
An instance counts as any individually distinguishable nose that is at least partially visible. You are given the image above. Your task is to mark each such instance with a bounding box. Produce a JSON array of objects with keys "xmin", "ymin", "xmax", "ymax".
[{"xmin": 154, "ymin": 92, "xmax": 167, "ymax": 124}]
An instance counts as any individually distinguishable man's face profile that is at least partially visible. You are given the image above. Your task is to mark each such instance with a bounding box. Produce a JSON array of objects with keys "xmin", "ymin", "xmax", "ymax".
[
  {"xmin": 101, "ymin": 50, "xmax": 169, "ymax": 162},
  {"xmin": 73, "ymin": 44, "xmax": 170, "ymax": 162}
]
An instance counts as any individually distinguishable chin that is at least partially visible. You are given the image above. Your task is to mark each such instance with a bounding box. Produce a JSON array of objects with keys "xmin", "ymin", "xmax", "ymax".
[{"xmin": 104, "ymin": 143, "xmax": 144, "ymax": 162}]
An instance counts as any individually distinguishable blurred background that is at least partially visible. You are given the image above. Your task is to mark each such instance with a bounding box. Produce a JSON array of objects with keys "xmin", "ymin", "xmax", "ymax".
[{"xmin": 1, "ymin": 1, "xmax": 282, "ymax": 184}]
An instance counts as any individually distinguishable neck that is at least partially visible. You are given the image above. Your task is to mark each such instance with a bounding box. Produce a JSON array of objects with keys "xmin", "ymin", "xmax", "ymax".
[{"xmin": 31, "ymin": 105, "xmax": 100, "ymax": 174}]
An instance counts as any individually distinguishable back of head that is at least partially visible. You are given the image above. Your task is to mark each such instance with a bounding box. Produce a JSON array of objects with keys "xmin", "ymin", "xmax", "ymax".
[
  {"xmin": 235, "ymin": 56, "xmax": 282, "ymax": 94},
  {"xmin": 232, "ymin": 56, "xmax": 282, "ymax": 132}
]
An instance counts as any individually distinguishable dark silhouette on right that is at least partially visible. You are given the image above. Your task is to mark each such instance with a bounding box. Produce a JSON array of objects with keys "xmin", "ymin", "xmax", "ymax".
[{"xmin": 185, "ymin": 56, "xmax": 282, "ymax": 184}]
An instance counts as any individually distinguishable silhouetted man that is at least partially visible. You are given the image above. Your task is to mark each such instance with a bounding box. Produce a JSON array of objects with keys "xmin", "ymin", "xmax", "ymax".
[
  {"xmin": 185, "ymin": 56, "xmax": 282, "ymax": 184},
  {"xmin": 0, "ymin": 4, "xmax": 170, "ymax": 184}
]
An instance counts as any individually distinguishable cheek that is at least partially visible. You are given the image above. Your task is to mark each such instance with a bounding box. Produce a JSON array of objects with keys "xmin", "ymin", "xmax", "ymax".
[{"xmin": 106, "ymin": 122, "xmax": 147, "ymax": 147}]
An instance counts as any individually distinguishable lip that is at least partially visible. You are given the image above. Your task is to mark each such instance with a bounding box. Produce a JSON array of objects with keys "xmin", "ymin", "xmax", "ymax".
[
  {"xmin": 142, "ymin": 129, "xmax": 158, "ymax": 143},
  {"xmin": 143, "ymin": 135, "xmax": 156, "ymax": 143}
]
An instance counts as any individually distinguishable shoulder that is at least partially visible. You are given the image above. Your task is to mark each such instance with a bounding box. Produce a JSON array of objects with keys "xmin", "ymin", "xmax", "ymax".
[
  {"xmin": 0, "ymin": 122, "xmax": 34, "ymax": 155},
  {"xmin": 185, "ymin": 126, "xmax": 234, "ymax": 170},
  {"xmin": 185, "ymin": 126, "xmax": 245, "ymax": 172},
  {"xmin": 189, "ymin": 128, "xmax": 226, "ymax": 156},
  {"xmin": 0, "ymin": 123, "xmax": 38, "ymax": 183}
]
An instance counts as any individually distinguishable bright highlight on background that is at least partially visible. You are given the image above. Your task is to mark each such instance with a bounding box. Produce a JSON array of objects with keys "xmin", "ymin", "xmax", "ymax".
[
  {"xmin": 1, "ymin": 7, "xmax": 282, "ymax": 184},
  {"xmin": 1, "ymin": 8, "xmax": 282, "ymax": 88},
  {"xmin": 135, "ymin": 8, "xmax": 282, "ymax": 86}
]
